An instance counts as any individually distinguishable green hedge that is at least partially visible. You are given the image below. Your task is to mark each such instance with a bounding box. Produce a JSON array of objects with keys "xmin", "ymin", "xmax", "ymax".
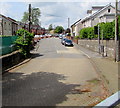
[{"xmin": 77, "ymin": 16, "xmax": 120, "ymax": 40}]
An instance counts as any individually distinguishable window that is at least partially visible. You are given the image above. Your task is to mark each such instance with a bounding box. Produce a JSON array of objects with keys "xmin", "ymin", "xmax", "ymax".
[
  {"xmin": 4, "ymin": 22, "xmax": 6, "ymax": 30},
  {"xmin": 9, "ymin": 23, "xmax": 11, "ymax": 30},
  {"xmin": 108, "ymin": 9, "xmax": 111, "ymax": 13}
]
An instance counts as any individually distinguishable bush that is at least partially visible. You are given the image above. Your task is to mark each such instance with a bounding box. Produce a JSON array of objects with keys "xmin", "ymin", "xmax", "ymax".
[
  {"xmin": 102, "ymin": 22, "xmax": 114, "ymax": 39},
  {"xmin": 87, "ymin": 27, "xmax": 94, "ymax": 39},
  {"xmin": 79, "ymin": 16, "xmax": 120, "ymax": 39},
  {"xmin": 15, "ymin": 29, "xmax": 34, "ymax": 58},
  {"xmin": 75, "ymin": 35, "xmax": 79, "ymax": 39},
  {"xmin": 79, "ymin": 27, "xmax": 94, "ymax": 39},
  {"xmin": 79, "ymin": 28, "xmax": 88, "ymax": 39},
  {"xmin": 79, "ymin": 16, "xmax": 120, "ymax": 40}
]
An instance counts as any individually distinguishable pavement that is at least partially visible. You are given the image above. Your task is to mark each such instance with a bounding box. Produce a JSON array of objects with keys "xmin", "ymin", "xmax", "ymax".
[
  {"xmin": 74, "ymin": 43, "xmax": 119, "ymax": 95},
  {"xmin": 2, "ymin": 38, "xmax": 119, "ymax": 107}
]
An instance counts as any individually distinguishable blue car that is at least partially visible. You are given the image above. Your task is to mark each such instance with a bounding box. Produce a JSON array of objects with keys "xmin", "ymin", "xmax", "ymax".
[
  {"xmin": 61, "ymin": 38, "xmax": 68, "ymax": 45},
  {"xmin": 64, "ymin": 39, "xmax": 73, "ymax": 46}
]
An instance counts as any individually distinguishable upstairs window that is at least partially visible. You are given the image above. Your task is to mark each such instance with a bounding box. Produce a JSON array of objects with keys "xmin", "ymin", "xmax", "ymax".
[{"xmin": 108, "ymin": 9, "xmax": 111, "ymax": 13}]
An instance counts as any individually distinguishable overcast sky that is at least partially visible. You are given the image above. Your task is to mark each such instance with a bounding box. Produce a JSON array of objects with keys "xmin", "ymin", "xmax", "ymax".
[{"xmin": 0, "ymin": 0, "xmax": 118, "ymax": 29}]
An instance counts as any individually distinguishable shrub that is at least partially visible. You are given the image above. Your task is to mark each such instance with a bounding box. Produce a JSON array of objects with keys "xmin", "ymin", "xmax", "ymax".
[
  {"xmin": 75, "ymin": 35, "xmax": 79, "ymax": 39},
  {"xmin": 79, "ymin": 27, "xmax": 94, "ymax": 39},
  {"xmin": 15, "ymin": 29, "xmax": 34, "ymax": 58},
  {"xmin": 79, "ymin": 28, "xmax": 88, "ymax": 39},
  {"xmin": 79, "ymin": 16, "xmax": 120, "ymax": 40},
  {"xmin": 102, "ymin": 22, "xmax": 114, "ymax": 39},
  {"xmin": 87, "ymin": 27, "xmax": 94, "ymax": 39}
]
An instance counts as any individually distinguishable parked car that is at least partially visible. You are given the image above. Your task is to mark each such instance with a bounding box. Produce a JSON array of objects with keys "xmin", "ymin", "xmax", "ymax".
[
  {"xmin": 59, "ymin": 35, "xmax": 63, "ymax": 39},
  {"xmin": 34, "ymin": 35, "xmax": 40, "ymax": 42},
  {"xmin": 54, "ymin": 34, "xmax": 59, "ymax": 38},
  {"xmin": 64, "ymin": 39, "xmax": 73, "ymax": 46},
  {"xmin": 34, "ymin": 35, "xmax": 40, "ymax": 38},
  {"xmin": 61, "ymin": 38, "xmax": 68, "ymax": 45}
]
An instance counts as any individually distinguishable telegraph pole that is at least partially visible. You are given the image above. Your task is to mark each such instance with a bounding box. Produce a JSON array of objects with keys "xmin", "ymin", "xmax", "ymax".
[
  {"xmin": 68, "ymin": 18, "xmax": 70, "ymax": 28},
  {"xmin": 115, "ymin": 0, "xmax": 119, "ymax": 62},
  {"xmin": 29, "ymin": 4, "xmax": 31, "ymax": 33}
]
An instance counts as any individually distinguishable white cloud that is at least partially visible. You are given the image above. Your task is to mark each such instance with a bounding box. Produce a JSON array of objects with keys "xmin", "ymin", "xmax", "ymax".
[
  {"xmin": 0, "ymin": 3, "xmax": 12, "ymax": 15},
  {"xmin": 32, "ymin": 1, "xmax": 116, "ymax": 29},
  {"xmin": 0, "ymin": 0, "xmax": 118, "ymax": 29}
]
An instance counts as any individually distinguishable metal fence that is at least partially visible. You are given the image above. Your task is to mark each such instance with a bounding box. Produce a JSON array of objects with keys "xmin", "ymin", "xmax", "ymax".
[{"xmin": 0, "ymin": 36, "xmax": 18, "ymax": 55}]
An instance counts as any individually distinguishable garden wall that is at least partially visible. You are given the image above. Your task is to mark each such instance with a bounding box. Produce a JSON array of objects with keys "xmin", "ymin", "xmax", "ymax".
[
  {"xmin": 78, "ymin": 39, "xmax": 115, "ymax": 59},
  {"xmin": 1, "ymin": 51, "xmax": 24, "ymax": 74}
]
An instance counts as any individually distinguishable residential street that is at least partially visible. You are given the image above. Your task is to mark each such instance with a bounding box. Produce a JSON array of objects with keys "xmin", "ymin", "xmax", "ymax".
[{"xmin": 3, "ymin": 38, "xmax": 110, "ymax": 106}]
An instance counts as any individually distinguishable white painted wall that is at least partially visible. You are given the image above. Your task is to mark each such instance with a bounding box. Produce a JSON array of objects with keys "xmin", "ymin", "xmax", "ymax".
[
  {"xmin": 91, "ymin": 6, "xmax": 115, "ymax": 26},
  {"xmin": 106, "ymin": 15, "xmax": 115, "ymax": 22}
]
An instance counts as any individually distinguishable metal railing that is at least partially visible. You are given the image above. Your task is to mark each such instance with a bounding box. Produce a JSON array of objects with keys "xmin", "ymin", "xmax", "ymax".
[{"xmin": 94, "ymin": 91, "xmax": 120, "ymax": 107}]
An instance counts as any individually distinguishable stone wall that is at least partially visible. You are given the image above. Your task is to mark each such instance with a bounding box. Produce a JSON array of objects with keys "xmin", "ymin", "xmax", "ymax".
[
  {"xmin": 78, "ymin": 39, "xmax": 115, "ymax": 59},
  {"xmin": 1, "ymin": 51, "xmax": 24, "ymax": 73}
]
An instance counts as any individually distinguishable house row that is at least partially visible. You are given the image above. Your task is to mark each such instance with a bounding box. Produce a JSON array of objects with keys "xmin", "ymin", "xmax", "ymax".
[
  {"xmin": 71, "ymin": 3, "xmax": 120, "ymax": 37},
  {"xmin": 0, "ymin": 14, "xmax": 46, "ymax": 36},
  {"xmin": 0, "ymin": 14, "xmax": 18, "ymax": 36}
]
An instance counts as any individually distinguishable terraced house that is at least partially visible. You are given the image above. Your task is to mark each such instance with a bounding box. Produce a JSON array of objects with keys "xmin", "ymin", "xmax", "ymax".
[
  {"xmin": 0, "ymin": 14, "xmax": 18, "ymax": 36},
  {"xmin": 71, "ymin": 3, "xmax": 120, "ymax": 37}
]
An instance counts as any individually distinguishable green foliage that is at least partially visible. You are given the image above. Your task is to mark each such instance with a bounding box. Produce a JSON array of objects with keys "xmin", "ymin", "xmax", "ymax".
[
  {"xmin": 54, "ymin": 26, "xmax": 64, "ymax": 34},
  {"xmin": 21, "ymin": 12, "xmax": 29, "ymax": 23},
  {"xmin": 79, "ymin": 28, "xmax": 87, "ymax": 39},
  {"xmin": 65, "ymin": 28, "xmax": 71, "ymax": 33},
  {"xmin": 79, "ymin": 27, "xmax": 94, "ymax": 39},
  {"xmin": 21, "ymin": 8, "xmax": 41, "ymax": 25},
  {"xmin": 15, "ymin": 29, "xmax": 34, "ymax": 57},
  {"xmin": 87, "ymin": 27, "xmax": 94, "ymax": 39},
  {"xmin": 98, "ymin": 22, "xmax": 114, "ymax": 39},
  {"xmin": 75, "ymin": 35, "xmax": 79, "ymax": 39},
  {"xmin": 79, "ymin": 16, "xmax": 120, "ymax": 39}
]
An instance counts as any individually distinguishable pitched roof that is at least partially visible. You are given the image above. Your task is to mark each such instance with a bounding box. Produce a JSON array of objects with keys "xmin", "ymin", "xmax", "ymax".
[
  {"xmin": 81, "ymin": 3, "xmax": 116, "ymax": 22},
  {"xmin": 71, "ymin": 19, "xmax": 81, "ymax": 27},
  {"xmin": 0, "ymin": 14, "xmax": 18, "ymax": 24},
  {"xmin": 7, "ymin": 17, "xmax": 18, "ymax": 24}
]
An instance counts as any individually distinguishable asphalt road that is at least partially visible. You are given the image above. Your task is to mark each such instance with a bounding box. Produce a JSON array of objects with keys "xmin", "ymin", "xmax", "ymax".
[{"xmin": 3, "ymin": 38, "xmax": 101, "ymax": 106}]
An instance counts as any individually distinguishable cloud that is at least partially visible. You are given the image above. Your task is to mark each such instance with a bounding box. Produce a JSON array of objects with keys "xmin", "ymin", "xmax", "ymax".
[
  {"xmin": 0, "ymin": 0, "xmax": 117, "ymax": 29},
  {"xmin": 32, "ymin": 1, "xmax": 115, "ymax": 29},
  {"xmin": 0, "ymin": 2, "xmax": 12, "ymax": 15}
]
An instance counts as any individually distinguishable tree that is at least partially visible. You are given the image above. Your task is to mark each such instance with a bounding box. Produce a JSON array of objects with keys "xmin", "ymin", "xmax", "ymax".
[
  {"xmin": 65, "ymin": 28, "xmax": 71, "ymax": 34},
  {"xmin": 54, "ymin": 26, "xmax": 64, "ymax": 34},
  {"xmin": 22, "ymin": 8, "xmax": 41, "ymax": 25},
  {"xmin": 48, "ymin": 24, "xmax": 53, "ymax": 31}
]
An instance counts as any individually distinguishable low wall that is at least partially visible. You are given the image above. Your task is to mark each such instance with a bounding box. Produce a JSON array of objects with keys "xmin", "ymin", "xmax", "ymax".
[
  {"xmin": 78, "ymin": 39, "xmax": 115, "ymax": 59},
  {"xmin": 1, "ymin": 51, "xmax": 24, "ymax": 73}
]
